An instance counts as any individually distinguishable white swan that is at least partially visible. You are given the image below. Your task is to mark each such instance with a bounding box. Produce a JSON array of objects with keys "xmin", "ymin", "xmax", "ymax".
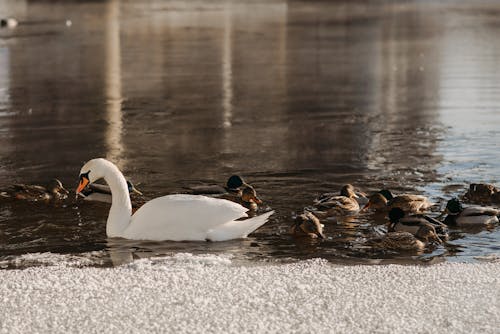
[{"xmin": 76, "ymin": 158, "xmax": 274, "ymax": 241}]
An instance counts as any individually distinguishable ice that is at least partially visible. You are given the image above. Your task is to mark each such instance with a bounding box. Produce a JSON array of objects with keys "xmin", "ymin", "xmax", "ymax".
[{"xmin": 0, "ymin": 253, "xmax": 499, "ymax": 333}]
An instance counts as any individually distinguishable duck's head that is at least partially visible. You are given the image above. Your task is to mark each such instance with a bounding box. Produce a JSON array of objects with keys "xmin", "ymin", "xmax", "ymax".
[
  {"xmin": 126, "ymin": 180, "xmax": 143, "ymax": 196},
  {"xmin": 226, "ymin": 175, "xmax": 245, "ymax": 192},
  {"xmin": 388, "ymin": 207, "xmax": 405, "ymax": 223},
  {"xmin": 76, "ymin": 158, "xmax": 114, "ymax": 194},
  {"xmin": 340, "ymin": 184, "xmax": 359, "ymax": 199},
  {"xmin": 378, "ymin": 189, "xmax": 394, "ymax": 201},
  {"xmin": 240, "ymin": 185, "xmax": 262, "ymax": 205},
  {"xmin": 445, "ymin": 198, "xmax": 463, "ymax": 215},
  {"xmin": 47, "ymin": 179, "xmax": 69, "ymax": 198},
  {"xmin": 361, "ymin": 193, "xmax": 388, "ymax": 211},
  {"xmin": 416, "ymin": 224, "xmax": 442, "ymax": 245},
  {"xmin": 293, "ymin": 212, "xmax": 325, "ymax": 239}
]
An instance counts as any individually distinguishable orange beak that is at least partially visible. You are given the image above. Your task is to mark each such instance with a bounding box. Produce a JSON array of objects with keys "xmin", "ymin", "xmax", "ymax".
[
  {"xmin": 360, "ymin": 201, "xmax": 371, "ymax": 212},
  {"xmin": 252, "ymin": 195, "xmax": 263, "ymax": 205},
  {"xmin": 76, "ymin": 176, "xmax": 89, "ymax": 194}
]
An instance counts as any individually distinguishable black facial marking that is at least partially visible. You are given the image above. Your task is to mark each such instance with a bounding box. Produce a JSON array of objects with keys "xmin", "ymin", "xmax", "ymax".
[{"xmin": 80, "ymin": 171, "xmax": 90, "ymax": 181}]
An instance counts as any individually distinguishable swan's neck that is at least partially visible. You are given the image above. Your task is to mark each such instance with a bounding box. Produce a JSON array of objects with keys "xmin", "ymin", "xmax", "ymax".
[{"xmin": 103, "ymin": 167, "xmax": 132, "ymax": 238}]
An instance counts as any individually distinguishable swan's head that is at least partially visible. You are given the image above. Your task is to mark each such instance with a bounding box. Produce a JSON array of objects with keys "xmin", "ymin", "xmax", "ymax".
[{"xmin": 76, "ymin": 158, "xmax": 115, "ymax": 194}]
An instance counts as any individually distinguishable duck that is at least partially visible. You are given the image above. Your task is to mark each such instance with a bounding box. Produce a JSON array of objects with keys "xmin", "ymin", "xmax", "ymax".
[
  {"xmin": 187, "ymin": 175, "xmax": 262, "ymax": 210},
  {"xmin": 186, "ymin": 175, "xmax": 246, "ymax": 195},
  {"xmin": 0, "ymin": 179, "xmax": 69, "ymax": 202},
  {"xmin": 311, "ymin": 184, "xmax": 363, "ymax": 217},
  {"xmin": 362, "ymin": 189, "xmax": 433, "ymax": 213},
  {"xmin": 219, "ymin": 184, "xmax": 262, "ymax": 211},
  {"xmin": 75, "ymin": 158, "xmax": 274, "ymax": 241},
  {"xmin": 368, "ymin": 228, "xmax": 441, "ymax": 252},
  {"xmin": 289, "ymin": 212, "xmax": 325, "ymax": 239},
  {"xmin": 388, "ymin": 207, "xmax": 447, "ymax": 241},
  {"xmin": 463, "ymin": 183, "xmax": 500, "ymax": 204},
  {"xmin": 78, "ymin": 180, "xmax": 143, "ymax": 204},
  {"xmin": 441, "ymin": 198, "xmax": 499, "ymax": 226}
]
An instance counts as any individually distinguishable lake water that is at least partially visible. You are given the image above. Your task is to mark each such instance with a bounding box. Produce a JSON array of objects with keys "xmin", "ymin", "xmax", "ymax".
[{"xmin": 1, "ymin": 0, "xmax": 500, "ymax": 268}]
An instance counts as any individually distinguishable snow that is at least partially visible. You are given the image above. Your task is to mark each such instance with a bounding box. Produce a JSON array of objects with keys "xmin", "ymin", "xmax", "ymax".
[{"xmin": 1, "ymin": 253, "xmax": 499, "ymax": 334}]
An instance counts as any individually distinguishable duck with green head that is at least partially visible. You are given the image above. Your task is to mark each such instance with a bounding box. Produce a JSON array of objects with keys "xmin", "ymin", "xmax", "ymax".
[
  {"xmin": 312, "ymin": 184, "xmax": 364, "ymax": 218},
  {"xmin": 290, "ymin": 212, "xmax": 325, "ymax": 239},
  {"xmin": 388, "ymin": 207, "xmax": 447, "ymax": 241},
  {"xmin": 0, "ymin": 179, "xmax": 69, "ymax": 202},
  {"xmin": 362, "ymin": 189, "xmax": 433, "ymax": 213},
  {"xmin": 441, "ymin": 198, "xmax": 499, "ymax": 226}
]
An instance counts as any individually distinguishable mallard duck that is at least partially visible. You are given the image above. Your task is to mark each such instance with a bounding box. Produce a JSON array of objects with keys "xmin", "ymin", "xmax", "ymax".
[
  {"xmin": 362, "ymin": 189, "xmax": 433, "ymax": 213},
  {"xmin": 463, "ymin": 183, "xmax": 499, "ymax": 204},
  {"xmin": 388, "ymin": 207, "xmax": 447, "ymax": 240},
  {"xmin": 187, "ymin": 175, "xmax": 245, "ymax": 195},
  {"xmin": 368, "ymin": 228, "xmax": 440, "ymax": 252},
  {"xmin": 311, "ymin": 184, "xmax": 362, "ymax": 217},
  {"xmin": 79, "ymin": 180, "xmax": 143, "ymax": 204},
  {"xmin": 75, "ymin": 158, "xmax": 274, "ymax": 241},
  {"xmin": 289, "ymin": 212, "xmax": 324, "ymax": 239},
  {"xmin": 0, "ymin": 179, "xmax": 69, "ymax": 202},
  {"xmin": 442, "ymin": 198, "xmax": 499, "ymax": 226}
]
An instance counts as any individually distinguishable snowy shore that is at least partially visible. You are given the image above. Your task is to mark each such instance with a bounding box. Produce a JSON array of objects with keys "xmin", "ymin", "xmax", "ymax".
[{"xmin": 1, "ymin": 253, "xmax": 499, "ymax": 334}]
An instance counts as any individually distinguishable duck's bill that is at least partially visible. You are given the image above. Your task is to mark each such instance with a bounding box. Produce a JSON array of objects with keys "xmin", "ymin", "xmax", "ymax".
[
  {"xmin": 360, "ymin": 202, "xmax": 371, "ymax": 212},
  {"xmin": 76, "ymin": 176, "xmax": 89, "ymax": 194},
  {"xmin": 130, "ymin": 186, "xmax": 143, "ymax": 196},
  {"xmin": 316, "ymin": 231, "xmax": 325, "ymax": 239},
  {"xmin": 436, "ymin": 208, "xmax": 449, "ymax": 219},
  {"xmin": 252, "ymin": 195, "xmax": 263, "ymax": 205}
]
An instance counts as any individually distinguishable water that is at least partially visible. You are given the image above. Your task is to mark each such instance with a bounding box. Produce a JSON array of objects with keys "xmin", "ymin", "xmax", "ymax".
[{"xmin": 0, "ymin": 0, "xmax": 499, "ymax": 268}]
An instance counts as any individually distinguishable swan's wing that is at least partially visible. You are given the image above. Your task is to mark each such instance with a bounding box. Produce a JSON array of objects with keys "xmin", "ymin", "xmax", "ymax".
[
  {"xmin": 207, "ymin": 210, "xmax": 274, "ymax": 241},
  {"xmin": 124, "ymin": 194, "xmax": 248, "ymax": 241}
]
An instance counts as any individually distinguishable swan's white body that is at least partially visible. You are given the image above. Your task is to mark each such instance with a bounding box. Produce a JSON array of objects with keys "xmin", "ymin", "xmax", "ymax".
[{"xmin": 78, "ymin": 158, "xmax": 273, "ymax": 241}]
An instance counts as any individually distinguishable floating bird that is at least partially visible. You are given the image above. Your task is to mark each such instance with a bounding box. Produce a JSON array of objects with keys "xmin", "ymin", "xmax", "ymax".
[
  {"xmin": 311, "ymin": 184, "xmax": 363, "ymax": 217},
  {"xmin": 362, "ymin": 189, "xmax": 433, "ymax": 213},
  {"xmin": 289, "ymin": 212, "xmax": 324, "ymax": 239},
  {"xmin": 0, "ymin": 179, "xmax": 69, "ymax": 202},
  {"xmin": 368, "ymin": 229, "xmax": 440, "ymax": 252},
  {"xmin": 388, "ymin": 207, "xmax": 447, "ymax": 241},
  {"xmin": 463, "ymin": 183, "xmax": 500, "ymax": 204},
  {"xmin": 441, "ymin": 198, "xmax": 499, "ymax": 226},
  {"xmin": 75, "ymin": 158, "xmax": 274, "ymax": 241},
  {"xmin": 187, "ymin": 175, "xmax": 263, "ymax": 211}
]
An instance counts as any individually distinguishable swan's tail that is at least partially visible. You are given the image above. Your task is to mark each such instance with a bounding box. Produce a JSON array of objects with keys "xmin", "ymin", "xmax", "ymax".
[{"xmin": 207, "ymin": 210, "xmax": 275, "ymax": 242}]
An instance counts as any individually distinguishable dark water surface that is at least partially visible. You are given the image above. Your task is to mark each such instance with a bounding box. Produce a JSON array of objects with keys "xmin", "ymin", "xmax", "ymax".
[{"xmin": 1, "ymin": 0, "xmax": 500, "ymax": 267}]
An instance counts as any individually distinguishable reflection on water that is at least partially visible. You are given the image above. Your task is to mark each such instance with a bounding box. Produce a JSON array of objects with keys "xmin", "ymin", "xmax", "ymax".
[{"xmin": 0, "ymin": 0, "xmax": 500, "ymax": 267}]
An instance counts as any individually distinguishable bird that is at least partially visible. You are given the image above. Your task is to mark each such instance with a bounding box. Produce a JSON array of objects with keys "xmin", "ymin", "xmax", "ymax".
[
  {"xmin": 0, "ymin": 179, "xmax": 69, "ymax": 202},
  {"xmin": 219, "ymin": 184, "xmax": 262, "ymax": 211},
  {"xmin": 75, "ymin": 158, "xmax": 274, "ymax": 241},
  {"xmin": 78, "ymin": 180, "xmax": 142, "ymax": 204},
  {"xmin": 367, "ymin": 229, "xmax": 441, "ymax": 252},
  {"xmin": 186, "ymin": 175, "xmax": 262, "ymax": 210},
  {"xmin": 441, "ymin": 198, "xmax": 499, "ymax": 226},
  {"xmin": 310, "ymin": 184, "xmax": 363, "ymax": 217},
  {"xmin": 388, "ymin": 207, "xmax": 447, "ymax": 241},
  {"xmin": 463, "ymin": 183, "xmax": 500, "ymax": 204},
  {"xmin": 289, "ymin": 212, "xmax": 325, "ymax": 239},
  {"xmin": 362, "ymin": 189, "xmax": 433, "ymax": 213}
]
